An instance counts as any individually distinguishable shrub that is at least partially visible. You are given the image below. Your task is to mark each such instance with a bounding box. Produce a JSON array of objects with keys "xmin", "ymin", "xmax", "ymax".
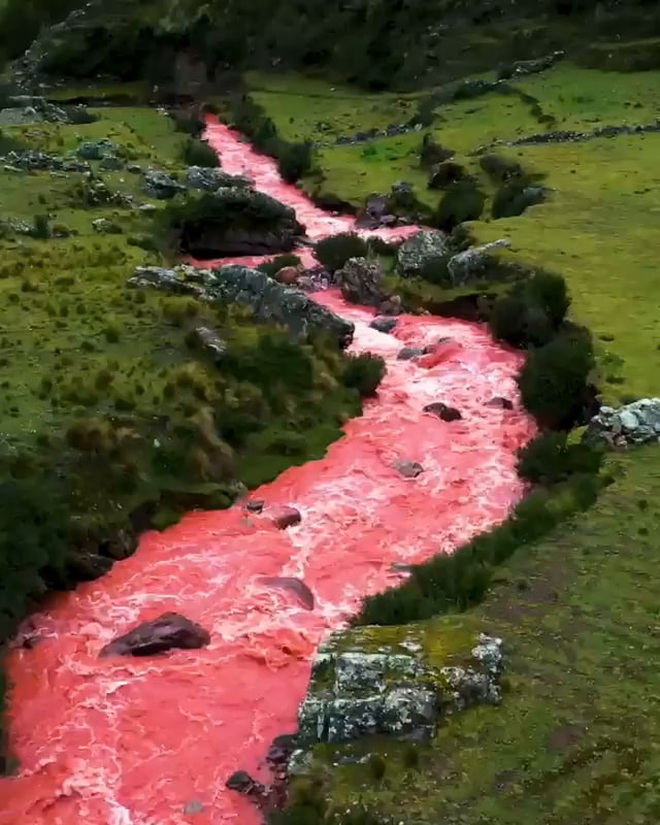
[
  {"xmin": 419, "ymin": 133, "xmax": 454, "ymax": 169},
  {"xmin": 171, "ymin": 109, "xmax": 204, "ymax": 137},
  {"xmin": 342, "ymin": 353, "xmax": 386, "ymax": 397},
  {"xmin": 489, "ymin": 271, "xmax": 569, "ymax": 348},
  {"xmin": 492, "ymin": 180, "xmax": 546, "ymax": 219},
  {"xmin": 315, "ymin": 233, "xmax": 369, "ymax": 273},
  {"xmin": 479, "ymin": 153, "xmax": 523, "ymax": 183},
  {"xmin": 181, "ymin": 138, "xmax": 218, "ymax": 168},
  {"xmin": 420, "ymin": 255, "xmax": 451, "ymax": 286},
  {"xmin": 257, "ymin": 254, "xmax": 302, "ymax": 278},
  {"xmin": 30, "ymin": 214, "xmax": 50, "ymax": 240},
  {"xmin": 433, "ymin": 180, "xmax": 485, "ymax": 231},
  {"xmin": 517, "ymin": 327, "xmax": 595, "ymax": 429},
  {"xmin": 278, "ymin": 141, "xmax": 314, "ymax": 183},
  {"xmin": 517, "ymin": 432, "xmax": 604, "ymax": 485}
]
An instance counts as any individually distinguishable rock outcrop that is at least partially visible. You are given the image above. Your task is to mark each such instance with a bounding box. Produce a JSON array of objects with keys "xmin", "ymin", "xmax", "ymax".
[
  {"xmin": 335, "ymin": 257, "xmax": 385, "ymax": 307},
  {"xmin": 446, "ymin": 239, "xmax": 512, "ymax": 286},
  {"xmin": 583, "ymin": 398, "xmax": 660, "ymax": 448},
  {"xmin": 396, "ymin": 229, "xmax": 448, "ymax": 278},
  {"xmin": 128, "ymin": 264, "xmax": 354, "ymax": 348},
  {"xmin": 294, "ymin": 631, "xmax": 504, "ymax": 748},
  {"xmin": 99, "ymin": 612, "xmax": 211, "ymax": 658},
  {"xmin": 142, "ymin": 169, "xmax": 186, "ymax": 200}
]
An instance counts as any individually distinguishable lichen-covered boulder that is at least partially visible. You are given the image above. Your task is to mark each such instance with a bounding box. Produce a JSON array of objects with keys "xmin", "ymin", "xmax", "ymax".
[
  {"xmin": 446, "ymin": 239, "xmax": 511, "ymax": 286},
  {"xmin": 583, "ymin": 398, "xmax": 660, "ymax": 448},
  {"xmin": 142, "ymin": 169, "xmax": 186, "ymax": 200},
  {"xmin": 185, "ymin": 166, "xmax": 251, "ymax": 191},
  {"xmin": 295, "ymin": 630, "xmax": 504, "ymax": 747},
  {"xmin": 396, "ymin": 229, "xmax": 448, "ymax": 278},
  {"xmin": 335, "ymin": 257, "xmax": 384, "ymax": 307},
  {"xmin": 77, "ymin": 138, "xmax": 117, "ymax": 160}
]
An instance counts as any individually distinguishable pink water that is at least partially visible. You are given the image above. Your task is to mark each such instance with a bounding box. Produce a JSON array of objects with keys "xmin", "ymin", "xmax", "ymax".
[{"xmin": 0, "ymin": 119, "xmax": 535, "ymax": 825}]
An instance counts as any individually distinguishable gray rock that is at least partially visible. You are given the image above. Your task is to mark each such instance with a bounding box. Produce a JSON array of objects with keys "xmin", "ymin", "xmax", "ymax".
[
  {"xmin": 142, "ymin": 169, "xmax": 186, "ymax": 200},
  {"xmin": 185, "ymin": 165, "xmax": 251, "ymax": 191},
  {"xmin": 335, "ymin": 257, "xmax": 384, "ymax": 307},
  {"xmin": 423, "ymin": 402, "xmax": 462, "ymax": 421},
  {"xmin": 370, "ymin": 316, "xmax": 398, "ymax": 333},
  {"xmin": 396, "ymin": 230, "xmax": 448, "ymax": 278},
  {"xmin": 485, "ymin": 396, "xmax": 514, "ymax": 410},
  {"xmin": 584, "ymin": 397, "xmax": 660, "ymax": 448},
  {"xmin": 190, "ymin": 326, "xmax": 227, "ymax": 363},
  {"xmin": 397, "ymin": 347, "xmax": 424, "ymax": 361},
  {"xmin": 296, "ymin": 632, "xmax": 504, "ymax": 746},
  {"xmin": 394, "ymin": 460, "xmax": 424, "ymax": 478},
  {"xmin": 77, "ymin": 139, "xmax": 117, "ymax": 160},
  {"xmin": 129, "ymin": 264, "xmax": 354, "ymax": 348},
  {"xmin": 99, "ymin": 612, "xmax": 211, "ymax": 658},
  {"xmin": 92, "ymin": 218, "xmax": 122, "ymax": 234},
  {"xmin": 446, "ymin": 239, "xmax": 511, "ymax": 286}
]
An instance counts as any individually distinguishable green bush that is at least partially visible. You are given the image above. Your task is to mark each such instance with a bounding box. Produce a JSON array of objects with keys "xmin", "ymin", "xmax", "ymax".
[
  {"xmin": 315, "ymin": 233, "xmax": 369, "ymax": 273},
  {"xmin": 257, "ymin": 254, "xmax": 302, "ymax": 278},
  {"xmin": 342, "ymin": 353, "xmax": 386, "ymax": 397},
  {"xmin": 517, "ymin": 327, "xmax": 595, "ymax": 429},
  {"xmin": 489, "ymin": 270, "xmax": 569, "ymax": 348},
  {"xmin": 433, "ymin": 180, "xmax": 485, "ymax": 231},
  {"xmin": 181, "ymin": 138, "xmax": 219, "ymax": 168},
  {"xmin": 419, "ymin": 133, "xmax": 454, "ymax": 169},
  {"xmin": 420, "ymin": 255, "xmax": 451, "ymax": 286},
  {"xmin": 171, "ymin": 109, "xmax": 205, "ymax": 137},
  {"xmin": 479, "ymin": 153, "xmax": 524, "ymax": 183},
  {"xmin": 278, "ymin": 141, "xmax": 314, "ymax": 183},
  {"xmin": 517, "ymin": 432, "xmax": 604, "ymax": 485}
]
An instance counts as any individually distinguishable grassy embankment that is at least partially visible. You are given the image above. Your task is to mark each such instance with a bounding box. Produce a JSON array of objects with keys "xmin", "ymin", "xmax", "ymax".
[{"xmin": 250, "ymin": 63, "xmax": 660, "ymax": 821}]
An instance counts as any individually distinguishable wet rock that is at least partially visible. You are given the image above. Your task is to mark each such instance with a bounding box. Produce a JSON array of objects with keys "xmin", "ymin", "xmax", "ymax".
[
  {"xmin": 423, "ymin": 402, "xmax": 462, "ymax": 421},
  {"xmin": 297, "ymin": 632, "xmax": 504, "ymax": 746},
  {"xmin": 394, "ymin": 460, "xmax": 424, "ymax": 478},
  {"xmin": 396, "ymin": 230, "xmax": 448, "ymax": 278},
  {"xmin": 370, "ymin": 316, "xmax": 398, "ymax": 333},
  {"xmin": 245, "ymin": 499, "xmax": 265, "ymax": 513},
  {"xmin": 189, "ymin": 326, "xmax": 227, "ymax": 363},
  {"xmin": 99, "ymin": 612, "xmax": 211, "ymax": 658},
  {"xmin": 130, "ymin": 264, "xmax": 354, "ymax": 347},
  {"xmin": 485, "ymin": 396, "xmax": 514, "ymax": 410},
  {"xmin": 267, "ymin": 734, "xmax": 298, "ymax": 768},
  {"xmin": 226, "ymin": 770, "xmax": 264, "ymax": 796},
  {"xmin": 335, "ymin": 257, "xmax": 384, "ymax": 307},
  {"xmin": 268, "ymin": 505, "xmax": 302, "ymax": 529},
  {"xmin": 259, "ymin": 577, "xmax": 315, "ymax": 610},
  {"xmin": 274, "ymin": 265, "xmax": 302, "ymax": 285},
  {"xmin": 379, "ymin": 294, "xmax": 403, "ymax": 316},
  {"xmin": 142, "ymin": 169, "xmax": 186, "ymax": 200},
  {"xmin": 67, "ymin": 552, "xmax": 114, "ymax": 581},
  {"xmin": 397, "ymin": 347, "xmax": 424, "ymax": 361},
  {"xmin": 446, "ymin": 239, "xmax": 511, "ymax": 286},
  {"xmin": 583, "ymin": 397, "xmax": 660, "ymax": 448},
  {"xmin": 185, "ymin": 165, "xmax": 251, "ymax": 191}
]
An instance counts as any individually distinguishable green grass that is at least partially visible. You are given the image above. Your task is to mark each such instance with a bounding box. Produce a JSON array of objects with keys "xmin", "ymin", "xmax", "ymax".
[{"xmin": 301, "ymin": 448, "xmax": 660, "ymax": 823}]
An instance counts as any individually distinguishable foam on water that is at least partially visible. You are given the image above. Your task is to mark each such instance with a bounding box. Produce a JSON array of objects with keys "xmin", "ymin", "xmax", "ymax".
[{"xmin": 0, "ymin": 119, "xmax": 535, "ymax": 825}]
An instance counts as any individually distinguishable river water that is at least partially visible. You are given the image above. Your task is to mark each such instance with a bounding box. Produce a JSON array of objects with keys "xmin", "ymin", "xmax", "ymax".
[{"xmin": 0, "ymin": 118, "xmax": 535, "ymax": 824}]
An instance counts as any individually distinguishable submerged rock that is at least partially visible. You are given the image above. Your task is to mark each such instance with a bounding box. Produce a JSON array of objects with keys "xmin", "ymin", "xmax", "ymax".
[
  {"xmin": 296, "ymin": 631, "xmax": 504, "ymax": 746},
  {"xmin": 259, "ymin": 577, "xmax": 315, "ymax": 610},
  {"xmin": 584, "ymin": 397, "xmax": 660, "ymax": 448},
  {"xmin": 396, "ymin": 229, "xmax": 448, "ymax": 278},
  {"xmin": 423, "ymin": 402, "xmax": 462, "ymax": 421},
  {"xmin": 394, "ymin": 460, "xmax": 424, "ymax": 478},
  {"xmin": 225, "ymin": 770, "xmax": 264, "ymax": 797},
  {"xmin": 485, "ymin": 396, "xmax": 514, "ymax": 410},
  {"xmin": 369, "ymin": 316, "xmax": 398, "ymax": 334},
  {"xmin": 397, "ymin": 347, "xmax": 424, "ymax": 361},
  {"xmin": 99, "ymin": 612, "xmax": 211, "ymax": 658}
]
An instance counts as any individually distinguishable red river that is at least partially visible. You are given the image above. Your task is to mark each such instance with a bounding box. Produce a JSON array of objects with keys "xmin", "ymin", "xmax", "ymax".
[{"xmin": 0, "ymin": 117, "xmax": 536, "ymax": 824}]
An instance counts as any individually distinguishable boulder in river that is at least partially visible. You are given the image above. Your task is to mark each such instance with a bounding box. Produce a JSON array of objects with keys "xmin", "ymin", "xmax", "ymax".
[
  {"xmin": 423, "ymin": 402, "xmax": 462, "ymax": 421},
  {"xmin": 397, "ymin": 346, "xmax": 424, "ymax": 361},
  {"xmin": 396, "ymin": 229, "xmax": 448, "ymax": 278},
  {"xmin": 99, "ymin": 612, "xmax": 211, "ymax": 658},
  {"xmin": 394, "ymin": 460, "xmax": 424, "ymax": 478},
  {"xmin": 370, "ymin": 316, "xmax": 398, "ymax": 333},
  {"xmin": 335, "ymin": 257, "xmax": 385, "ymax": 307},
  {"xmin": 267, "ymin": 505, "xmax": 302, "ymax": 529},
  {"xmin": 485, "ymin": 396, "xmax": 514, "ymax": 410}
]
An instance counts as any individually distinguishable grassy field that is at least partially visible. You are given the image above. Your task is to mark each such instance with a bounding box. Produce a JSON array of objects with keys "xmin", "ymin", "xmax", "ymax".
[
  {"xmin": 243, "ymin": 62, "xmax": 660, "ymax": 822},
  {"xmin": 309, "ymin": 448, "xmax": 660, "ymax": 823}
]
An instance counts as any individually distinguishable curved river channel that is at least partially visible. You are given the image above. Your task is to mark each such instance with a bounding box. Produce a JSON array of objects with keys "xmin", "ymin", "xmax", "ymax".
[{"xmin": 0, "ymin": 117, "xmax": 536, "ymax": 824}]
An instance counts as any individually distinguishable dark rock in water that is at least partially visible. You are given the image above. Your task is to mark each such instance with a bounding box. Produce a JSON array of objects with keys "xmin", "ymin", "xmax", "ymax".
[
  {"xmin": 394, "ymin": 460, "xmax": 424, "ymax": 478},
  {"xmin": 99, "ymin": 612, "xmax": 211, "ymax": 658},
  {"xmin": 259, "ymin": 577, "xmax": 315, "ymax": 610},
  {"xmin": 335, "ymin": 257, "xmax": 384, "ymax": 307},
  {"xmin": 424, "ymin": 402, "xmax": 462, "ymax": 421},
  {"xmin": 379, "ymin": 294, "xmax": 403, "ymax": 316},
  {"xmin": 225, "ymin": 770, "xmax": 264, "ymax": 797},
  {"xmin": 267, "ymin": 733, "xmax": 298, "ymax": 768},
  {"xmin": 189, "ymin": 326, "xmax": 227, "ymax": 364},
  {"xmin": 98, "ymin": 529, "xmax": 137, "ymax": 561},
  {"xmin": 397, "ymin": 347, "xmax": 424, "ymax": 361},
  {"xmin": 67, "ymin": 552, "xmax": 114, "ymax": 581},
  {"xmin": 245, "ymin": 499, "xmax": 265, "ymax": 513},
  {"xmin": 437, "ymin": 336, "xmax": 454, "ymax": 344},
  {"xmin": 268, "ymin": 505, "xmax": 302, "ymax": 529},
  {"xmin": 485, "ymin": 396, "xmax": 514, "ymax": 410},
  {"xmin": 370, "ymin": 316, "xmax": 398, "ymax": 333}
]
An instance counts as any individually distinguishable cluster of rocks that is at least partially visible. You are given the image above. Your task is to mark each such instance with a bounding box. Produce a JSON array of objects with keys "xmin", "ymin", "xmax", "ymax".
[
  {"xmin": 311, "ymin": 121, "xmax": 423, "ymax": 150},
  {"xmin": 498, "ymin": 50, "xmax": 565, "ymax": 79},
  {"xmin": 292, "ymin": 631, "xmax": 504, "ymax": 751},
  {"xmin": 0, "ymin": 95, "xmax": 87, "ymax": 126},
  {"xmin": 584, "ymin": 398, "xmax": 660, "ymax": 448},
  {"xmin": 0, "ymin": 149, "xmax": 91, "ymax": 174},
  {"xmin": 128, "ymin": 263, "xmax": 354, "ymax": 348},
  {"xmin": 507, "ymin": 120, "xmax": 660, "ymax": 148}
]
